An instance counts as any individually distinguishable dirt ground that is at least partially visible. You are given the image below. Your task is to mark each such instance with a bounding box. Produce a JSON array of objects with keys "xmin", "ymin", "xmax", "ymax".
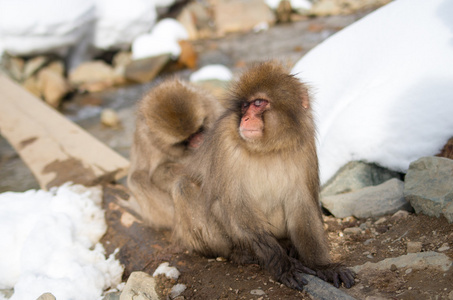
[{"xmin": 101, "ymin": 185, "xmax": 453, "ymax": 300}]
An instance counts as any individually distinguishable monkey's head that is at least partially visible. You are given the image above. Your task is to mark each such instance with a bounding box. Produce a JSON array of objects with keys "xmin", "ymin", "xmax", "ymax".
[
  {"xmin": 140, "ymin": 79, "xmax": 219, "ymax": 158},
  {"xmin": 228, "ymin": 61, "xmax": 313, "ymax": 153}
]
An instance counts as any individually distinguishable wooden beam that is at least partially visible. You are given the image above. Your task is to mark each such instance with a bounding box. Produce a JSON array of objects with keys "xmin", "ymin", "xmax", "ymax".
[{"xmin": 0, "ymin": 73, "xmax": 130, "ymax": 190}]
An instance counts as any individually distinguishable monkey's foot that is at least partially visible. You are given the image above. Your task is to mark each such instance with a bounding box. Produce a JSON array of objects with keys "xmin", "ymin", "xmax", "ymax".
[
  {"xmin": 314, "ymin": 264, "xmax": 355, "ymax": 288},
  {"xmin": 278, "ymin": 258, "xmax": 317, "ymax": 291}
]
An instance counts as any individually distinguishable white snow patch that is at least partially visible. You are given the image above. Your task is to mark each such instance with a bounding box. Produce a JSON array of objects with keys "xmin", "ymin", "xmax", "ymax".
[
  {"xmin": 292, "ymin": 0, "xmax": 453, "ymax": 184},
  {"xmin": 0, "ymin": 0, "xmax": 96, "ymax": 56},
  {"xmin": 170, "ymin": 283, "xmax": 187, "ymax": 298},
  {"xmin": 132, "ymin": 18, "xmax": 188, "ymax": 60},
  {"xmin": 265, "ymin": 0, "xmax": 311, "ymax": 11},
  {"xmin": 153, "ymin": 262, "xmax": 180, "ymax": 280},
  {"xmin": 93, "ymin": 0, "xmax": 157, "ymax": 50},
  {"xmin": 0, "ymin": 183, "xmax": 124, "ymax": 300},
  {"xmin": 190, "ymin": 64, "xmax": 233, "ymax": 82}
]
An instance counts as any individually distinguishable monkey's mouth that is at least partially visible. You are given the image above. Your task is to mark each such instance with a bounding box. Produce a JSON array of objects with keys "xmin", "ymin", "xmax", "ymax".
[{"xmin": 239, "ymin": 129, "xmax": 263, "ymax": 140}]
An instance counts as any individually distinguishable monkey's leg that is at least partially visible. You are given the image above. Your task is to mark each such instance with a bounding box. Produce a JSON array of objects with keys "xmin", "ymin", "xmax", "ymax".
[
  {"xmin": 128, "ymin": 169, "xmax": 175, "ymax": 229},
  {"xmin": 287, "ymin": 202, "xmax": 355, "ymax": 288},
  {"xmin": 213, "ymin": 205, "xmax": 316, "ymax": 291}
]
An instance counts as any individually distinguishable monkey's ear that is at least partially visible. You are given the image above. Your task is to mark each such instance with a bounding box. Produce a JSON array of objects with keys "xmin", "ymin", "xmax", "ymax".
[{"xmin": 301, "ymin": 87, "xmax": 310, "ymax": 109}]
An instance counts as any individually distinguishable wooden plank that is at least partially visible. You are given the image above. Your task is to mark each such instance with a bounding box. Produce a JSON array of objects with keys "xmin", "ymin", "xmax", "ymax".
[{"xmin": 0, "ymin": 73, "xmax": 130, "ymax": 190}]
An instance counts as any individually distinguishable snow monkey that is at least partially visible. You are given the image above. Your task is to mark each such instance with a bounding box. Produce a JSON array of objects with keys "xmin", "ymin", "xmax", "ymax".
[
  {"xmin": 127, "ymin": 78, "xmax": 222, "ymax": 229},
  {"xmin": 172, "ymin": 61, "xmax": 355, "ymax": 290}
]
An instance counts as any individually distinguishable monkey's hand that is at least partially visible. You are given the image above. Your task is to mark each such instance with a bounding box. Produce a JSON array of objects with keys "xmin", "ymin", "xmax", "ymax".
[
  {"xmin": 314, "ymin": 263, "xmax": 355, "ymax": 289},
  {"xmin": 278, "ymin": 258, "xmax": 316, "ymax": 291}
]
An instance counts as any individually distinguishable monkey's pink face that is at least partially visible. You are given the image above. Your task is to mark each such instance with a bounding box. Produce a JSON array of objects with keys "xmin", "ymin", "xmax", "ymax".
[{"xmin": 239, "ymin": 99, "xmax": 269, "ymax": 141}]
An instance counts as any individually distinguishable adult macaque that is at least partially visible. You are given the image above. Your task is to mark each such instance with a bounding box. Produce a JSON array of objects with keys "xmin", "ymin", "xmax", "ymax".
[
  {"xmin": 172, "ymin": 62, "xmax": 355, "ymax": 290},
  {"xmin": 127, "ymin": 79, "xmax": 221, "ymax": 229}
]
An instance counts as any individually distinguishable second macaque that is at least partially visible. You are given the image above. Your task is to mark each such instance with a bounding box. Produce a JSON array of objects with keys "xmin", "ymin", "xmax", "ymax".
[
  {"xmin": 172, "ymin": 62, "xmax": 355, "ymax": 290},
  {"xmin": 127, "ymin": 79, "xmax": 222, "ymax": 229}
]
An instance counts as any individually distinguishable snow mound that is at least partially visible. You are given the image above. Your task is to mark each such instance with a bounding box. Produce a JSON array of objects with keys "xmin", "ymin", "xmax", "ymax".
[
  {"xmin": 292, "ymin": 0, "xmax": 453, "ymax": 184},
  {"xmin": 0, "ymin": 183, "xmax": 124, "ymax": 300},
  {"xmin": 132, "ymin": 18, "xmax": 188, "ymax": 60},
  {"xmin": 153, "ymin": 262, "xmax": 180, "ymax": 280},
  {"xmin": 190, "ymin": 64, "xmax": 233, "ymax": 82}
]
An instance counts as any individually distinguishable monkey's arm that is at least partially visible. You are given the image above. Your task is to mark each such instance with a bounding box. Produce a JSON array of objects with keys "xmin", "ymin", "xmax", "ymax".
[
  {"xmin": 150, "ymin": 162, "xmax": 184, "ymax": 194},
  {"xmin": 127, "ymin": 168, "xmax": 175, "ymax": 229},
  {"xmin": 286, "ymin": 198, "xmax": 355, "ymax": 288}
]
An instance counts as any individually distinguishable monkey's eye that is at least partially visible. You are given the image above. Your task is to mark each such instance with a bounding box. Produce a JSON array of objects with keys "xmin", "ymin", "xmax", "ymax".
[
  {"xmin": 253, "ymin": 99, "xmax": 267, "ymax": 107},
  {"xmin": 242, "ymin": 102, "xmax": 250, "ymax": 109}
]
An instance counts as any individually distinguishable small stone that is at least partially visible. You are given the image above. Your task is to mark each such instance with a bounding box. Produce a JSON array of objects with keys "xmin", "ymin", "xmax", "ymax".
[
  {"xmin": 38, "ymin": 68, "xmax": 70, "ymax": 108},
  {"xmin": 101, "ymin": 109, "xmax": 121, "ymax": 128},
  {"xmin": 36, "ymin": 293, "xmax": 56, "ymax": 300},
  {"xmin": 438, "ymin": 243, "xmax": 450, "ymax": 252},
  {"xmin": 216, "ymin": 257, "xmax": 227, "ymax": 262},
  {"xmin": 363, "ymin": 239, "xmax": 374, "ymax": 246},
  {"xmin": 120, "ymin": 271, "xmax": 158, "ymax": 300},
  {"xmin": 359, "ymin": 223, "xmax": 368, "ymax": 230},
  {"xmin": 390, "ymin": 264, "xmax": 397, "ymax": 272},
  {"xmin": 405, "ymin": 268, "xmax": 413, "ymax": 274},
  {"xmin": 391, "ymin": 210, "xmax": 410, "ymax": 221},
  {"xmin": 375, "ymin": 217, "xmax": 387, "ymax": 225},
  {"xmin": 407, "ymin": 241, "xmax": 422, "ymax": 253},
  {"xmin": 23, "ymin": 56, "xmax": 49, "ymax": 79},
  {"xmin": 343, "ymin": 227, "xmax": 362, "ymax": 235},
  {"xmin": 250, "ymin": 289, "xmax": 266, "ymax": 296}
]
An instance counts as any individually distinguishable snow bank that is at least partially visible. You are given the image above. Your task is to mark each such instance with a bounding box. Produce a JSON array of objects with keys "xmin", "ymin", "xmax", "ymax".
[
  {"xmin": 132, "ymin": 18, "xmax": 188, "ymax": 60},
  {"xmin": 0, "ymin": 0, "xmax": 95, "ymax": 56},
  {"xmin": 0, "ymin": 0, "xmax": 180, "ymax": 58},
  {"xmin": 94, "ymin": 0, "xmax": 157, "ymax": 50},
  {"xmin": 190, "ymin": 64, "xmax": 233, "ymax": 82},
  {"xmin": 0, "ymin": 183, "xmax": 123, "ymax": 300},
  {"xmin": 292, "ymin": 0, "xmax": 453, "ymax": 184}
]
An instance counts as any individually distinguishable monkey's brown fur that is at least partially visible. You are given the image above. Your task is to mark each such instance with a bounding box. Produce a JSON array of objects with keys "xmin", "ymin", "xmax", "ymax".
[
  {"xmin": 128, "ymin": 79, "xmax": 221, "ymax": 229},
  {"xmin": 172, "ymin": 62, "xmax": 355, "ymax": 290}
]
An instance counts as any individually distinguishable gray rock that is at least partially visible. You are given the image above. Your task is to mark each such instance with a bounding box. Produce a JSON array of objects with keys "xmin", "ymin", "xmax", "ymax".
[
  {"xmin": 404, "ymin": 157, "xmax": 453, "ymax": 222},
  {"xmin": 302, "ymin": 274, "xmax": 356, "ymax": 300},
  {"xmin": 321, "ymin": 161, "xmax": 402, "ymax": 198},
  {"xmin": 103, "ymin": 292, "xmax": 121, "ymax": 300},
  {"xmin": 120, "ymin": 271, "xmax": 160, "ymax": 300},
  {"xmin": 352, "ymin": 251, "xmax": 452, "ymax": 274},
  {"xmin": 322, "ymin": 178, "xmax": 411, "ymax": 218},
  {"xmin": 36, "ymin": 293, "xmax": 56, "ymax": 300}
]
